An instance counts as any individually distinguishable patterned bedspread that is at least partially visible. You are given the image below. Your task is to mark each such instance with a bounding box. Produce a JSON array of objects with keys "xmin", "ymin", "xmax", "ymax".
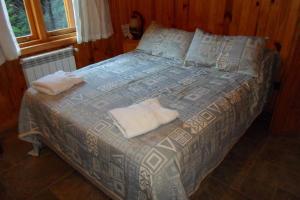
[{"xmin": 19, "ymin": 51, "xmax": 273, "ymax": 200}]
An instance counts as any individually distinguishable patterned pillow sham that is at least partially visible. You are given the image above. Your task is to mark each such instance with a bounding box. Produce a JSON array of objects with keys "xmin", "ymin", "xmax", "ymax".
[
  {"xmin": 184, "ymin": 28, "xmax": 266, "ymax": 77},
  {"xmin": 184, "ymin": 29, "xmax": 224, "ymax": 67},
  {"xmin": 137, "ymin": 22, "xmax": 194, "ymax": 62},
  {"xmin": 215, "ymin": 36, "xmax": 266, "ymax": 77}
]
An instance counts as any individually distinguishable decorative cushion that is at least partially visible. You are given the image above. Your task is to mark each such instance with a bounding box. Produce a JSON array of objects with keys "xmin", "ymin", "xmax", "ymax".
[
  {"xmin": 185, "ymin": 28, "xmax": 266, "ymax": 77},
  {"xmin": 216, "ymin": 36, "xmax": 266, "ymax": 77},
  {"xmin": 184, "ymin": 29, "xmax": 224, "ymax": 67},
  {"xmin": 137, "ymin": 22, "xmax": 194, "ymax": 62}
]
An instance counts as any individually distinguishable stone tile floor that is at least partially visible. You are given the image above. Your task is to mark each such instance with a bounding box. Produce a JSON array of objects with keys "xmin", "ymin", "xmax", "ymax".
[{"xmin": 0, "ymin": 116, "xmax": 299, "ymax": 200}]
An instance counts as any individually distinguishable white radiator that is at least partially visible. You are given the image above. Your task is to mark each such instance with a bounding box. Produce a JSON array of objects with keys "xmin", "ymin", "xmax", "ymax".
[{"xmin": 21, "ymin": 47, "xmax": 77, "ymax": 86}]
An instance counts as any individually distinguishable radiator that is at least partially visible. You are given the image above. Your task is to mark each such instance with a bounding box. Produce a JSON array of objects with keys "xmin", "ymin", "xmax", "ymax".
[{"xmin": 21, "ymin": 47, "xmax": 76, "ymax": 85}]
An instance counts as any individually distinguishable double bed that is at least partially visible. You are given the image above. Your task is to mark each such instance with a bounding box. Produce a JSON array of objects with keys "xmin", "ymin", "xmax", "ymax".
[{"xmin": 18, "ymin": 24, "xmax": 278, "ymax": 200}]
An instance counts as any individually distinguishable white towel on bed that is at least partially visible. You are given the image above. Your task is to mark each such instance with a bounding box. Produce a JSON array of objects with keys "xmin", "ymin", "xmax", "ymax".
[
  {"xmin": 32, "ymin": 70, "xmax": 84, "ymax": 95},
  {"xmin": 109, "ymin": 98, "xmax": 179, "ymax": 138}
]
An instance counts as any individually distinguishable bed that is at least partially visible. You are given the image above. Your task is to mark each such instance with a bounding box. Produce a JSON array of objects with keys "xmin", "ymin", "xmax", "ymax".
[{"xmin": 18, "ymin": 24, "xmax": 278, "ymax": 200}]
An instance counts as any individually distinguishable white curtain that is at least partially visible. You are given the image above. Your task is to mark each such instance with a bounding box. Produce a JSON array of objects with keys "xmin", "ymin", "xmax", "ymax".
[
  {"xmin": 72, "ymin": 0, "xmax": 113, "ymax": 44},
  {"xmin": 0, "ymin": 0, "xmax": 20, "ymax": 65}
]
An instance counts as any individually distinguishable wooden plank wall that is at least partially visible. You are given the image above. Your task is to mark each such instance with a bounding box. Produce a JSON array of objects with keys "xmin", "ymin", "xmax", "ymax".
[
  {"xmin": 0, "ymin": 60, "xmax": 26, "ymax": 131},
  {"xmin": 109, "ymin": 0, "xmax": 299, "ymax": 64},
  {"xmin": 0, "ymin": 0, "xmax": 299, "ymax": 132},
  {"xmin": 271, "ymin": 15, "xmax": 300, "ymax": 134},
  {"xmin": 75, "ymin": 0, "xmax": 300, "ymax": 70}
]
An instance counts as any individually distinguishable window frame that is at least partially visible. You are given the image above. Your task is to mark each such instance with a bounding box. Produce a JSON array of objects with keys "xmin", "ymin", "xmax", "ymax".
[{"xmin": 10, "ymin": 0, "xmax": 76, "ymax": 55}]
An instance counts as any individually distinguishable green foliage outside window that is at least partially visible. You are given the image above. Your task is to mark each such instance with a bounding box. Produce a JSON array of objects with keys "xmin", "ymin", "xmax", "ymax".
[
  {"xmin": 5, "ymin": 0, "xmax": 68, "ymax": 38},
  {"xmin": 5, "ymin": 0, "xmax": 30, "ymax": 37},
  {"xmin": 41, "ymin": 0, "xmax": 68, "ymax": 31}
]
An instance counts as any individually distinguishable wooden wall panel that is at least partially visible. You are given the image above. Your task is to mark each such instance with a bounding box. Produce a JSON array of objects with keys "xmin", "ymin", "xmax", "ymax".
[
  {"xmin": 129, "ymin": 0, "xmax": 154, "ymax": 27},
  {"xmin": 0, "ymin": 65, "xmax": 16, "ymax": 131},
  {"xmin": 271, "ymin": 21, "xmax": 300, "ymax": 134},
  {"xmin": 109, "ymin": 0, "xmax": 124, "ymax": 56},
  {"xmin": 188, "ymin": 0, "xmax": 226, "ymax": 33},
  {"xmin": 207, "ymin": 0, "xmax": 227, "ymax": 34},
  {"xmin": 0, "ymin": 61, "xmax": 26, "ymax": 132},
  {"xmin": 153, "ymin": 0, "xmax": 175, "ymax": 27},
  {"xmin": 174, "ymin": 0, "xmax": 190, "ymax": 29},
  {"xmin": 74, "ymin": 42, "xmax": 93, "ymax": 68},
  {"xmin": 0, "ymin": 0, "xmax": 299, "ymax": 133},
  {"xmin": 228, "ymin": 0, "xmax": 261, "ymax": 35},
  {"xmin": 257, "ymin": 0, "xmax": 300, "ymax": 69},
  {"xmin": 4, "ymin": 60, "xmax": 27, "ymax": 109}
]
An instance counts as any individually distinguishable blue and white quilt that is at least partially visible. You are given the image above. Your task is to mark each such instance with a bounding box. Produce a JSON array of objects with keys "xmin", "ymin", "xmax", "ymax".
[{"xmin": 19, "ymin": 50, "xmax": 275, "ymax": 200}]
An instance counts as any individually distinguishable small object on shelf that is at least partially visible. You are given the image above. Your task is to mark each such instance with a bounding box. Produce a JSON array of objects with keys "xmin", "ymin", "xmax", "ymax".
[
  {"xmin": 123, "ymin": 39, "xmax": 140, "ymax": 53},
  {"xmin": 121, "ymin": 24, "xmax": 133, "ymax": 39},
  {"xmin": 129, "ymin": 11, "xmax": 144, "ymax": 40}
]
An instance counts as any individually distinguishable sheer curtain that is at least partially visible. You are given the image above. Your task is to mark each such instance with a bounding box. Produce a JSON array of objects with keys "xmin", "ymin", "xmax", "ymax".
[
  {"xmin": 0, "ymin": 0, "xmax": 20, "ymax": 65},
  {"xmin": 72, "ymin": 0, "xmax": 113, "ymax": 44}
]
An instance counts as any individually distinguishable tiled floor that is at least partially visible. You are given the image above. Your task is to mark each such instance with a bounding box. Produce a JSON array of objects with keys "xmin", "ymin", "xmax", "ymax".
[{"xmin": 0, "ymin": 116, "xmax": 299, "ymax": 200}]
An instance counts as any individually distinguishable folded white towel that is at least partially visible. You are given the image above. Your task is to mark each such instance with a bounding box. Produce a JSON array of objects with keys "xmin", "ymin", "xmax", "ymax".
[
  {"xmin": 32, "ymin": 70, "xmax": 84, "ymax": 95},
  {"xmin": 109, "ymin": 98, "xmax": 179, "ymax": 138}
]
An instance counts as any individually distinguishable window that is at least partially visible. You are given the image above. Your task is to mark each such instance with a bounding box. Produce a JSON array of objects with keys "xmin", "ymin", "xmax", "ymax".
[
  {"xmin": 5, "ymin": 0, "xmax": 31, "ymax": 37},
  {"xmin": 5, "ymin": 0, "xmax": 75, "ymax": 54}
]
